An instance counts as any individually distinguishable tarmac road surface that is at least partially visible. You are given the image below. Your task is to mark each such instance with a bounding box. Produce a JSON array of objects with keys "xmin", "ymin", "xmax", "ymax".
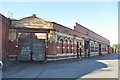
[{"xmin": 2, "ymin": 53, "xmax": 119, "ymax": 79}]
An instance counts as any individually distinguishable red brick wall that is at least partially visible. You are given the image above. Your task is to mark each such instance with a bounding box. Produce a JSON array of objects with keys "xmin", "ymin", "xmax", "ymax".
[
  {"xmin": 53, "ymin": 22, "xmax": 75, "ymax": 36},
  {"xmin": 75, "ymin": 23, "xmax": 110, "ymax": 45},
  {"xmin": 8, "ymin": 40, "xmax": 18, "ymax": 55},
  {"xmin": 59, "ymin": 43, "xmax": 63, "ymax": 53},
  {"xmin": 0, "ymin": 14, "xmax": 11, "ymax": 60},
  {"xmin": 47, "ymin": 41, "xmax": 57, "ymax": 55},
  {"xmin": 74, "ymin": 23, "xmax": 88, "ymax": 35},
  {"xmin": 53, "ymin": 22, "xmax": 109, "ymax": 47}
]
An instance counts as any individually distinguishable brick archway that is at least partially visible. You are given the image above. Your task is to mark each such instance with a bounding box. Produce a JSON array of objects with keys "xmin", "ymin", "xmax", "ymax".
[
  {"xmin": 69, "ymin": 39, "xmax": 73, "ymax": 53},
  {"xmin": 59, "ymin": 37, "xmax": 64, "ymax": 54},
  {"xmin": 64, "ymin": 38, "xmax": 69, "ymax": 53}
]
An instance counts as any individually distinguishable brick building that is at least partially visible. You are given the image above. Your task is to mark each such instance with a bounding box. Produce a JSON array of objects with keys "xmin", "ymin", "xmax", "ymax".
[{"xmin": 0, "ymin": 14, "xmax": 110, "ymax": 61}]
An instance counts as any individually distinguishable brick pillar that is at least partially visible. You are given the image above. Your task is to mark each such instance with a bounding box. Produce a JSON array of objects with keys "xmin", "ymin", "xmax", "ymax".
[
  {"xmin": 68, "ymin": 44, "xmax": 71, "ymax": 53},
  {"xmin": 56, "ymin": 42, "xmax": 60, "ymax": 53},
  {"xmin": 1, "ymin": 16, "xmax": 10, "ymax": 61},
  {"xmin": 52, "ymin": 41, "xmax": 57, "ymax": 55},
  {"xmin": 73, "ymin": 44, "xmax": 77, "ymax": 55},
  {"xmin": 63, "ymin": 43, "xmax": 65, "ymax": 53}
]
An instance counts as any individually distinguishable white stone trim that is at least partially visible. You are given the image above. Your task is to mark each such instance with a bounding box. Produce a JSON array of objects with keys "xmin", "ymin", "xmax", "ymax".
[
  {"xmin": 46, "ymin": 53, "xmax": 75, "ymax": 57},
  {"xmin": 57, "ymin": 46, "xmax": 60, "ymax": 48},
  {"xmin": 94, "ymin": 52, "xmax": 99, "ymax": 53},
  {"xmin": 54, "ymin": 41, "xmax": 57, "ymax": 43},
  {"xmin": 56, "ymin": 32, "xmax": 74, "ymax": 38},
  {"xmin": 69, "ymin": 39, "xmax": 73, "ymax": 44},
  {"xmin": 47, "ymin": 56, "xmax": 76, "ymax": 61},
  {"xmin": 15, "ymin": 45, "xmax": 18, "ymax": 47},
  {"xmin": 57, "ymin": 53, "xmax": 74, "ymax": 56},
  {"xmin": 54, "ymin": 31, "xmax": 58, "ymax": 42},
  {"xmin": 73, "ymin": 53, "xmax": 77, "ymax": 55},
  {"xmin": 46, "ymin": 46, "xmax": 48, "ymax": 48},
  {"xmin": 82, "ymin": 40, "xmax": 84, "ymax": 46},
  {"xmin": 8, "ymin": 55, "xmax": 17, "ymax": 57},
  {"xmin": 50, "ymin": 41, "xmax": 52, "ymax": 43},
  {"xmin": 47, "ymin": 58, "xmax": 58, "ymax": 61},
  {"xmin": 75, "ymin": 36, "xmax": 83, "ymax": 41},
  {"xmin": 64, "ymin": 38, "xmax": 69, "ymax": 44},
  {"xmin": 59, "ymin": 37, "xmax": 64, "ymax": 43},
  {"xmin": 56, "ymin": 57, "xmax": 76, "ymax": 60},
  {"xmin": 45, "ymin": 40, "xmax": 48, "ymax": 42},
  {"xmin": 71, "ymin": 47, "xmax": 74, "ymax": 49},
  {"xmin": 74, "ymin": 40, "xmax": 77, "ymax": 45},
  {"xmin": 46, "ymin": 55, "xmax": 57, "ymax": 57},
  {"xmin": 59, "ymin": 41, "xmax": 62, "ymax": 43},
  {"xmin": 63, "ymin": 42, "xmax": 66, "ymax": 44}
]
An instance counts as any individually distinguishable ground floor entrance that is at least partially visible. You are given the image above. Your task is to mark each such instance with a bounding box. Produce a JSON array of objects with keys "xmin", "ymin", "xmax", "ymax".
[
  {"xmin": 99, "ymin": 44, "xmax": 102, "ymax": 56},
  {"xmin": 17, "ymin": 29, "xmax": 48, "ymax": 61},
  {"xmin": 84, "ymin": 40, "xmax": 90, "ymax": 57}
]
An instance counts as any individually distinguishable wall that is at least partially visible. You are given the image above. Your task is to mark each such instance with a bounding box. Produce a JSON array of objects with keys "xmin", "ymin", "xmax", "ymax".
[
  {"xmin": 0, "ymin": 14, "xmax": 11, "ymax": 61},
  {"xmin": 46, "ymin": 29, "xmax": 84, "ymax": 60},
  {"xmin": 0, "ymin": 14, "xmax": 111, "ymax": 61},
  {"xmin": 75, "ymin": 23, "xmax": 110, "ymax": 45}
]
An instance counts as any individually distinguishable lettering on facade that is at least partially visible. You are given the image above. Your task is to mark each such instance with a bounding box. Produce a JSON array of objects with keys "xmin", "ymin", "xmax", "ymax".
[{"xmin": 11, "ymin": 17, "xmax": 53, "ymax": 29}]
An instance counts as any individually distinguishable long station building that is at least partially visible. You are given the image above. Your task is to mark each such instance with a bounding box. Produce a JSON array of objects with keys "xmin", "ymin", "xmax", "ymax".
[{"xmin": 0, "ymin": 14, "xmax": 110, "ymax": 61}]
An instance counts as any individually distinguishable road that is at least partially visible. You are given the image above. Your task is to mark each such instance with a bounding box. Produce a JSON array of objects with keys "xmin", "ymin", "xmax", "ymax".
[{"xmin": 2, "ymin": 53, "xmax": 119, "ymax": 79}]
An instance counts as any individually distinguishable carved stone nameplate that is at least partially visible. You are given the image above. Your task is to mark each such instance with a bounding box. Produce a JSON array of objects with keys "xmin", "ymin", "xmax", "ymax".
[{"xmin": 11, "ymin": 16, "xmax": 53, "ymax": 29}]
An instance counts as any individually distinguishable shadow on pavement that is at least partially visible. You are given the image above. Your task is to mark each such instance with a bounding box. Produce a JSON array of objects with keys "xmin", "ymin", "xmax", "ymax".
[{"xmin": 2, "ymin": 53, "xmax": 119, "ymax": 79}]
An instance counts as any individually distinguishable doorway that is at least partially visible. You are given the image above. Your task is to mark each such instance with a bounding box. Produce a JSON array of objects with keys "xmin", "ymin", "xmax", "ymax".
[
  {"xmin": 99, "ymin": 44, "xmax": 102, "ymax": 56},
  {"xmin": 80, "ymin": 42, "xmax": 82, "ymax": 57},
  {"xmin": 77, "ymin": 42, "xmax": 79, "ymax": 58},
  {"xmin": 17, "ymin": 32, "xmax": 46, "ymax": 61},
  {"xmin": 84, "ymin": 40, "xmax": 90, "ymax": 57}
]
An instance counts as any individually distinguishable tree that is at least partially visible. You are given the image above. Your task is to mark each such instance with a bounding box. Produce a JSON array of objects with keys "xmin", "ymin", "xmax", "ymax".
[
  {"xmin": 112, "ymin": 44, "xmax": 120, "ymax": 53},
  {"xmin": 32, "ymin": 14, "xmax": 36, "ymax": 17}
]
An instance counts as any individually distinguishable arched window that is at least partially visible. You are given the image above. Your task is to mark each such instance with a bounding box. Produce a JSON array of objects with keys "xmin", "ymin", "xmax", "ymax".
[
  {"xmin": 69, "ymin": 39, "xmax": 73, "ymax": 53},
  {"xmin": 64, "ymin": 38, "xmax": 69, "ymax": 53},
  {"xmin": 59, "ymin": 37, "xmax": 64, "ymax": 54}
]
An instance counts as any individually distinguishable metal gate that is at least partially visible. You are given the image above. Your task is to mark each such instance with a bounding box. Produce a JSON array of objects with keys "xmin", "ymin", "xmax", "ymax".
[
  {"xmin": 17, "ymin": 38, "xmax": 46, "ymax": 61},
  {"xmin": 32, "ymin": 38, "xmax": 46, "ymax": 61},
  {"xmin": 17, "ymin": 38, "xmax": 31, "ymax": 61}
]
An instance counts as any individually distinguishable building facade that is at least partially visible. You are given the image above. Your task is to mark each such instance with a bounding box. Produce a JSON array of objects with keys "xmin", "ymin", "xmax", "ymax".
[{"xmin": 0, "ymin": 14, "xmax": 111, "ymax": 61}]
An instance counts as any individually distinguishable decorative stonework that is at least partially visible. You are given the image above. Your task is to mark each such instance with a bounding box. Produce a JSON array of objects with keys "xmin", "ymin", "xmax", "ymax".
[{"xmin": 11, "ymin": 16, "xmax": 53, "ymax": 29}]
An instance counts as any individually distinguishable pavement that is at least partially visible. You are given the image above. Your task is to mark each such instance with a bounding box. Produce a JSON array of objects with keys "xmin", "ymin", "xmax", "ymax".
[
  {"xmin": 81, "ymin": 54, "xmax": 118, "ymax": 78},
  {"xmin": 2, "ymin": 53, "xmax": 119, "ymax": 80}
]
